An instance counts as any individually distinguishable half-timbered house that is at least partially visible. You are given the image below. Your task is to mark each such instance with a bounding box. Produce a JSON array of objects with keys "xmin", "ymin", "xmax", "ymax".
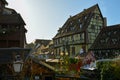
[{"xmin": 53, "ymin": 4, "xmax": 106, "ymax": 57}]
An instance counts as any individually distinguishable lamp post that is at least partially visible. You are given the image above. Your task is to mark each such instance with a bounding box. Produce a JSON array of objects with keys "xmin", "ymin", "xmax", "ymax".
[
  {"xmin": 13, "ymin": 44, "xmax": 40, "ymax": 80},
  {"xmin": 13, "ymin": 54, "xmax": 24, "ymax": 80},
  {"xmin": 13, "ymin": 60, "xmax": 23, "ymax": 73},
  {"xmin": 59, "ymin": 52, "xmax": 64, "ymax": 73},
  {"xmin": 13, "ymin": 55, "xmax": 24, "ymax": 73},
  {"xmin": 64, "ymin": 52, "xmax": 69, "ymax": 73},
  {"xmin": 0, "ymin": 48, "xmax": 31, "ymax": 80}
]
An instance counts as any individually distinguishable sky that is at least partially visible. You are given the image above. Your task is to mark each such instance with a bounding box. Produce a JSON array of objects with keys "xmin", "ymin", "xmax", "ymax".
[{"xmin": 6, "ymin": 0, "xmax": 120, "ymax": 43}]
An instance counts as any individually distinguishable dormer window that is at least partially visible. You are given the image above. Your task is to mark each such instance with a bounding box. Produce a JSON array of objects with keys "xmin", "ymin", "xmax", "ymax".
[
  {"xmin": 61, "ymin": 30, "xmax": 64, "ymax": 33},
  {"xmin": 16, "ymin": 26, "xmax": 20, "ymax": 29},
  {"xmin": 3, "ymin": 8, "xmax": 12, "ymax": 14},
  {"xmin": 80, "ymin": 23, "xmax": 82, "ymax": 29},
  {"xmin": 78, "ymin": 19, "xmax": 80, "ymax": 22},
  {"xmin": 70, "ymin": 22, "xmax": 72, "ymax": 25},
  {"xmin": 70, "ymin": 26, "xmax": 75, "ymax": 31},
  {"xmin": 65, "ymin": 29, "xmax": 67, "ymax": 32},
  {"xmin": 85, "ymin": 16, "xmax": 87, "ymax": 20}
]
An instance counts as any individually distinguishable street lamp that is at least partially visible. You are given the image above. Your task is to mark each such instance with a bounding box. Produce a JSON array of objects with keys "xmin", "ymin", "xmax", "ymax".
[
  {"xmin": 60, "ymin": 52, "xmax": 64, "ymax": 56},
  {"xmin": 12, "ymin": 54, "xmax": 24, "ymax": 80},
  {"xmin": 13, "ymin": 55, "xmax": 24, "ymax": 73},
  {"xmin": 65, "ymin": 52, "xmax": 68, "ymax": 56},
  {"xmin": 0, "ymin": 48, "xmax": 31, "ymax": 79}
]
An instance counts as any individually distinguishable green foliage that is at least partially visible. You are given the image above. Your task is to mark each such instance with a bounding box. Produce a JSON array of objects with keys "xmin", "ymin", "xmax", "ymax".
[
  {"xmin": 111, "ymin": 60, "xmax": 120, "ymax": 79},
  {"xmin": 97, "ymin": 60, "xmax": 120, "ymax": 80},
  {"xmin": 69, "ymin": 58, "xmax": 78, "ymax": 64}
]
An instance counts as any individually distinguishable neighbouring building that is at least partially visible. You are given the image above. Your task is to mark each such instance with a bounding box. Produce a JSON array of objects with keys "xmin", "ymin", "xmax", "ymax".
[
  {"xmin": 33, "ymin": 39, "xmax": 52, "ymax": 54},
  {"xmin": 53, "ymin": 4, "xmax": 106, "ymax": 57},
  {"xmin": 0, "ymin": 0, "xmax": 27, "ymax": 48},
  {"xmin": 0, "ymin": 0, "xmax": 31, "ymax": 79},
  {"xmin": 89, "ymin": 24, "xmax": 120, "ymax": 59}
]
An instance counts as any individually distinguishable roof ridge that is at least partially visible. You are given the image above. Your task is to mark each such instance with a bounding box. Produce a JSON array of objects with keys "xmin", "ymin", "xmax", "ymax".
[
  {"xmin": 70, "ymin": 4, "xmax": 98, "ymax": 19},
  {"xmin": 107, "ymin": 24, "xmax": 120, "ymax": 27}
]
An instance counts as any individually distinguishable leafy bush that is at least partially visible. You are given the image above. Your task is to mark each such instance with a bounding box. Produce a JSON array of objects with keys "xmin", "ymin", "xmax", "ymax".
[
  {"xmin": 96, "ymin": 60, "xmax": 120, "ymax": 80},
  {"xmin": 69, "ymin": 58, "xmax": 78, "ymax": 64}
]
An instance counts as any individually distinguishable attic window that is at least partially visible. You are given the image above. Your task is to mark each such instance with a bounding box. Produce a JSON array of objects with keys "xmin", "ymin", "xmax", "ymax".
[
  {"xmin": 91, "ymin": 25, "xmax": 95, "ymax": 29},
  {"xmin": 65, "ymin": 29, "xmax": 67, "ymax": 32},
  {"xmin": 85, "ymin": 16, "xmax": 87, "ymax": 20},
  {"xmin": 70, "ymin": 26, "xmax": 75, "ymax": 31},
  {"xmin": 16, "ymin": 26, "xmax": 20, "ymax": 29},
  {"xmin": 108, "ymin": 32, "xmax": 111, "ymax": 36},
  {"xmin": 3, "ymin": 9, "xmax": 12, "ymax": 14},
  {"xmin": 96, "ymin": 15, "xmax": 99, "ymax": 20},
  {"xmin": 61, "ymin": 30, "xmax": 64, "ymax": 33},
  {"xmin": 100, "ymin": 39, "xmax": 105, "ymax": 43},
  {"xmin": 80, "ymin": 23, "xmax": 82, "ymax": 29},
  {"xmin": 112, "ymin": 39, "xmax": 117, "ymax": 44},
  {"xmin": 113, "ymin": 31, "xmax": 117, "ymax": 34}
]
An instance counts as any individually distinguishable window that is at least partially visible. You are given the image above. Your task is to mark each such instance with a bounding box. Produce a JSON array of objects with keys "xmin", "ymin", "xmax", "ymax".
[
  {"xmin": 96, "ymin": 15, "xmax": 99, "ymax": 20},
  {"xmin": 70, "ymin": 26, "xmax": 75, "ymax": 31},
  {"xmin": 91, "ymin": 25, "xmax": 95, "ymax": 32},
  {"xmin": 65, "ymin": 29, "xmax": 67, "ymax": 32},
  {"xmin": 80, "ymin": 23, "xmax": 82, "ymax": 29},
  {"xmin": 80, "ymin": 33, "xmax": 84, "ymax": 41},
  {"xmin": 78, "ymin": 19, "xmax": 80, "ymax": 22},
  {"xmin": 70, "ymin": 22, "xmax": 72, "ymax": 25},
  {"xmin": 16, "ymin": 26, "xmax": 20, "ymax": 29},
  {"xmin": 85, "ymin": 16, "xmax": 87, "ymax": 19},
  {"xmin": 3, "ymin": 9, "xmax": 12, "ymax": 14},
  {"xmin": 71, "ymin": 36, "xmax": 74, "ymax": 41},
  {"xmin": 72, "ymin": 47, "xmax": 75, "ymax": 56}
]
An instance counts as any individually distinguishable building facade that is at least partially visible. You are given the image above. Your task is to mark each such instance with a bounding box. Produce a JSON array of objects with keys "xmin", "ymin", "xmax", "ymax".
[
  {"xmin": 33, "ymin": 39, "xmax": 52, "ymax": 54},
  {"xmin": 0, "ymin": 0, "xmax": 31, "ymax": 79},
  {"xmin": 53, "ymin": 4, "xmax": 106, "ymax": 57},
  {"xmin": 0, "ymin": 0, "xmax": 27, "ymax": 48},
  {"xmin": 90, "ymin": 24, "xmax": 120, "ymax": 59}
]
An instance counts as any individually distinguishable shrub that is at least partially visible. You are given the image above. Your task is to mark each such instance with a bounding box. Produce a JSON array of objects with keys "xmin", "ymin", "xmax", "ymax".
[
  {"xmin": 69, "ymin": 58, "xmax": 78, "ymax": 64},
  {"xmin": 96, "ymin": 59, "xmax": 120, "ymax": 80}
]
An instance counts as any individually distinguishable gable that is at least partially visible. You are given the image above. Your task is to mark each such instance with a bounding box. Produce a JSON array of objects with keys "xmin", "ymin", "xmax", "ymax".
[{"xmin": 54, "ymin": 4, "xmax": 104, "ymax": 39}]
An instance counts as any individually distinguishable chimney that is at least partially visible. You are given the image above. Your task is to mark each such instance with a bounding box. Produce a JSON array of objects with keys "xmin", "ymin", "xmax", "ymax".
[{"xmin": 103, "ymin": 17, "xmax": 107, "ymax": 27}]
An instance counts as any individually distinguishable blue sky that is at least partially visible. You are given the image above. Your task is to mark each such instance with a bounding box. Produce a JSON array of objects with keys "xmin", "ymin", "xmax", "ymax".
[{"xmin": 7, "ymin": 0, "xmax": 120, "ymax": 43}]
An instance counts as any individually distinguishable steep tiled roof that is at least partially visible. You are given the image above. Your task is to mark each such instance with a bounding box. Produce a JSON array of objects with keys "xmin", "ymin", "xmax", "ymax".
[
  {"xmin": 34, "ymin": 39, "xmax": 51, "ymax": 47},
  {"xmin": 90, "ymin": 24, "xmax": 120, "ymax": 50},
  {"xmin": 0, "ymin": 14, "xmax": 25, "ymax": 25},
  {"xmin": 54, "ymin": 4, "xmax": 103, "ymax": 39}
]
